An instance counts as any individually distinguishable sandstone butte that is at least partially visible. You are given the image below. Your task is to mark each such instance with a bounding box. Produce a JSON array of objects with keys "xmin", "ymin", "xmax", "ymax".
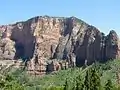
[{"xmin": 0, "ymin": 15, "xmax": 120, "ymax": 75}]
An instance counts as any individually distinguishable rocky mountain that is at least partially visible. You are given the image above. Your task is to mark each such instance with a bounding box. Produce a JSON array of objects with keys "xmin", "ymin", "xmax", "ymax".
[{"xmin": 0, "ymin": 16, "xmax": 120, "ymax": 74}]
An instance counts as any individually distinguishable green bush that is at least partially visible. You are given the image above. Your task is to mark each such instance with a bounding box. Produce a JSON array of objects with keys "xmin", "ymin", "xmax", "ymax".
[
  {"xmin": 104, "ymin": 79, "xmax": 113, "ymax": 90},
  {"xmin": 4, "ymin": 81, "xmax": 24, "ymax": 90}
]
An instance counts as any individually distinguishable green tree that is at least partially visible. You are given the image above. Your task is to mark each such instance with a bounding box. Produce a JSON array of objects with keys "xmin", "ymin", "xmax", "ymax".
[
  {"xmin": 76, "ymin": 74, "xmax": 84, "ymax": 90},
  {"xmin": 84, "ymin": 67, "xmax": 101, "ymax": 90},
  {"xmin": 84, "ymin": 69, "xmax": 91, "ymax": 90},
  {"xmin": 64, "ymin": 78, "xmax": 69, "ymax": 90},
  {"xmin": 5, "ymin": 74, "xmax": 14, "ymax": 82},
  {"xmin": 90, "ymin": 68, "xmax": 101, "ymax": 90},
  {"xmin": 104, "ymin": 79, "xmax": 113, "ymax": 90},
  {"xmin": 4, "ymin": 81, "xmax": 24, "ymax": 90},
  {"xmin": 0, "ymin": 79, "xmax": 5, "ymax": 88}
]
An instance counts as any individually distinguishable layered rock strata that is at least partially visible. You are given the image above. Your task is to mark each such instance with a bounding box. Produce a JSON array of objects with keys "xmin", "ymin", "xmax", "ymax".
[{"xmin": 0, "ymin": 16, "xmax": 120, "ymax": 74}]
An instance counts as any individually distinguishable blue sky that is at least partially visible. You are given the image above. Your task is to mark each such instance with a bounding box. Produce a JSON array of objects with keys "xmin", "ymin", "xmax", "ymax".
[{"xmin": 0, "ymin": 0, "xmax": 120, "ymax": 35}]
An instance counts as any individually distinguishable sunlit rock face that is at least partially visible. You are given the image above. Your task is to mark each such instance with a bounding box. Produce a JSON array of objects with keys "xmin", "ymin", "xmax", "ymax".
[{"xmin": 0, "ymin": 16, "xmax": 120, "ymax": 73}]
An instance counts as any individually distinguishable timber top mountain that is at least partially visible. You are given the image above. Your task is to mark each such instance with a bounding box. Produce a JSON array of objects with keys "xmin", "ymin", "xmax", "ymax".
[{"xmin": 0, "ymin": 15, "xmax": 120, "ymax": 74}]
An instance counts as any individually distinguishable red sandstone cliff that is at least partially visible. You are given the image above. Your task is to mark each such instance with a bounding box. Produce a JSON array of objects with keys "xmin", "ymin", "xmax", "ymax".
[{"xmin": 0, "ymin": 16, "xmax": 120, "ymax": 74}]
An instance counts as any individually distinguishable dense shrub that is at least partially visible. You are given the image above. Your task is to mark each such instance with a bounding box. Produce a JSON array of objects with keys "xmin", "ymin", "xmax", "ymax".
[{"xmin": 104, "ymin": 79, "xmax": 113, "ymax": 90}]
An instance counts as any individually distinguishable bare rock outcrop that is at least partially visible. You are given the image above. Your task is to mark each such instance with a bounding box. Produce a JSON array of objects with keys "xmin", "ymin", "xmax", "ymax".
[
  {"xmin": 0, "ymin": 16, "xmax": 120, "ymax": 74},
  {"xmin": 105, "ymin": 30, "xmax": 120, "ymax": 60},
  {"xmin": 0, "ymin": 30, "xmax": 16, "ymax": 60}
]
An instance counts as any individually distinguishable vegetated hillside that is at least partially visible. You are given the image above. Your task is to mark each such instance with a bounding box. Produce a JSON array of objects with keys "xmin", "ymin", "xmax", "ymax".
[{"xmin": 0, "ymin": 59, "xmax": 120, "ymax": 90}]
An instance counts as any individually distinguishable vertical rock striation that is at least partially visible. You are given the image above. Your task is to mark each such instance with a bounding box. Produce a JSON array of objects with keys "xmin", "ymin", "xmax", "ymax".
[{"xmin": 0, "ymin": 16, "xmax": 120, "ymax": 73}]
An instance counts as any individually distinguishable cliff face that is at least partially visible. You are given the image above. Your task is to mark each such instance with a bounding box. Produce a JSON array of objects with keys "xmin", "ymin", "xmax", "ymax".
[{"xmin": 0, "ymin": 16, "xmax": 120, "ymax": 73}]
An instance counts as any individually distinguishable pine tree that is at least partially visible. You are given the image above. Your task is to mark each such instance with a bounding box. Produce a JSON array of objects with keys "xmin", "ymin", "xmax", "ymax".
[
  {"xmin": 84, "ymin": 67, "xmax": 101, "ymax": 90},
  {"xmin": 90, "ymin": 68, "xmax": 101, "ymax": 90},
  {"xmin": 72, "ymin": 78, "xmax": 76, "ymax": 90},
  {"xmin": 104, "ymin": 79, "xmax": 113, "ymax": 90},
  {"xmin": 84, "ymin": 69, "xmax": 91, "ymax": 90},
  {"xmin": 64, "ymin": 78, "xmax": 69, "ymax": 90},
  {"xmin": 76, "ymin": 74, "xmax": 84, "ymax": 90}
]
